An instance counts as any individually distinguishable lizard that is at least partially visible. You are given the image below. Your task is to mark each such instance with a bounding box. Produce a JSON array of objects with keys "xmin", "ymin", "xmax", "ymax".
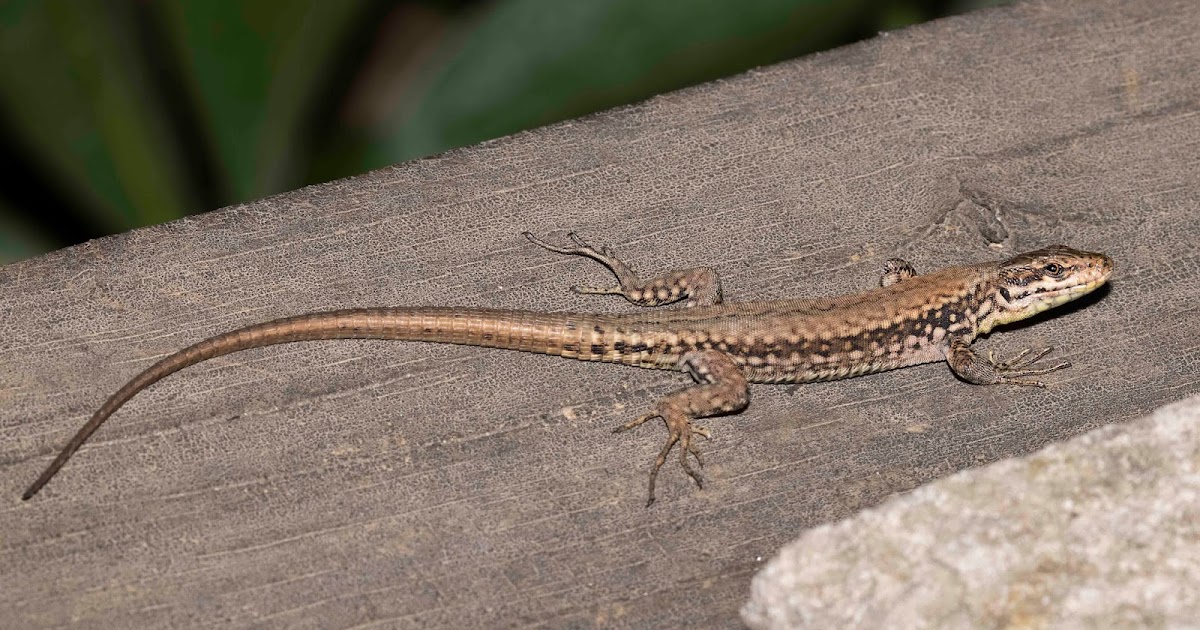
[{"xmin": 21, "ymin": 233, "xmax": 1113, "ymax": 505}]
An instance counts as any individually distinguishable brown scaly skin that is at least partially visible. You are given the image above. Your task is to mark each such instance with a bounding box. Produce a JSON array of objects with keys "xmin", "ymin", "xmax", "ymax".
[{"xmin": 22, "ymin": 234, "xmax": 1113, "ymax": 505}]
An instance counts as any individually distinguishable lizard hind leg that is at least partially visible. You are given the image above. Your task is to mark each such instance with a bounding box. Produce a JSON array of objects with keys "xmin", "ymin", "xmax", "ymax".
[
  {"xmin": 614, "ymin": 350, "xmax": 749, "ymax": 506},
  {"xmin": 523, "ymin": 232, "xmax": 723, "ymax": 307}
]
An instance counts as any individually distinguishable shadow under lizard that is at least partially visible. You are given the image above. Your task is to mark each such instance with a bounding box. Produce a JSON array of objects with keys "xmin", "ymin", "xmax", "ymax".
[{"xmin": 22, "ymin": 233, "xmax": 1114, "ymax": 505}]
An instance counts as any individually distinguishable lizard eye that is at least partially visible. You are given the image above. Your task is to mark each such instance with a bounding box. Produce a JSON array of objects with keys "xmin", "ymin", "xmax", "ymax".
[{"xmin": 1044, "ymin": 262, "xmax": 1064, "ymax": 277}]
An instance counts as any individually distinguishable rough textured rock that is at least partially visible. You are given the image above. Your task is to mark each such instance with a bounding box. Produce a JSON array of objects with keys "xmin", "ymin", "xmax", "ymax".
[
  {"xmin": 743, "ymin": 395, "xmax": 1200, "ymax": 629},
  {"xmin": 3, "ymin": 0, "xmax": 1199, "ymax": 628}
]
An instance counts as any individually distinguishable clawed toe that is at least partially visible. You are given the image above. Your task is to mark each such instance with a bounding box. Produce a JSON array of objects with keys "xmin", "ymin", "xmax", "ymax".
[
  {"xmin": 567, "ymin": 232, "xmax": 590, "ymax": 249},
  {"xmin": 524, "ymin": 231, "xmax": 597, "ymax": 258},
  {"xmin": 676, "ymin": 427, "xmax": 703, "ymax": 485},
  {"xmin": 616, "ymin": 407, "xmax": 712, "ymax": 507},
  {"xmin": 572, "ymin": 284, "xmax": 622, "ymax": 296},
  {"xmin": 614, "ymin": 412, "xmax": 657, "ymax": 434},
  {"xmin": 988, "ymin": 346, "xmax": 1071, "ymax": 383},
  {"xmin": 991, "ymin": 346, "xmax": 1054, "ymax": 370}
]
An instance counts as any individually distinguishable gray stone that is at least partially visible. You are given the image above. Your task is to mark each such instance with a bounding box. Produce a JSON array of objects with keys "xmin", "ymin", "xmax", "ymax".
[{"xmin": 744, "ymin": 395, "xmax": 1200, "ymax": 629}]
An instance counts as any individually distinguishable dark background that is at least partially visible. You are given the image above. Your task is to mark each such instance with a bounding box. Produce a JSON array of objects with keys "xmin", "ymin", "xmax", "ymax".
[{"xmin": 0, "ymin": 0, "xmax": 1005, "ymax": 264}]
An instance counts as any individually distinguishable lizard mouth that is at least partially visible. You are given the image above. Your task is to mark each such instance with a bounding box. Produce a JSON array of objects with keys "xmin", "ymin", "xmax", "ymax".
[
  {"xmin": 990, "ymin": 264, "xmax": 1113, "ymax": 330},
  {"xmin": 1034, "ymin": 268, "xmax": 1112, "ymax": 310}
]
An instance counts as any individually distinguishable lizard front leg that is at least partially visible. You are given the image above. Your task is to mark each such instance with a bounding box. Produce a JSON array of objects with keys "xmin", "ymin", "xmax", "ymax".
[
  {"xmin": 880, "ymin": 258, "xmax": 918, "ymax": 287},
  {"xmin": 614, "ymin": 350, "xmax": 749, "ymax": 506},
  {"xmin": 524, "ymin": 232, "xmax": 722, "ymax": 307},
  {"xmin": 947, "ymin": 336, "xmax": 1071, "ymax": 387}
]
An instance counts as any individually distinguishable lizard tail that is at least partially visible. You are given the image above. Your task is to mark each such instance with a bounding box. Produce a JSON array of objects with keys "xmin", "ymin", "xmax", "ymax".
[{"xmin": 23, "ymin": 307, "xmax": 616, "ymax": 500}]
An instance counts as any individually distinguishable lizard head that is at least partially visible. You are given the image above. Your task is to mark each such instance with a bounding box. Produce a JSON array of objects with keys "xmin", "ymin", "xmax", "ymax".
[{"xmin": 980, "ymin": 245, "xmax": 1113, "ymax": 332}]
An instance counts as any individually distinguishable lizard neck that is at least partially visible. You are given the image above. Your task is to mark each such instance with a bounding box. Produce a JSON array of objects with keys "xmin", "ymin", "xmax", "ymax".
[{"xmin": 960, "ymin": 265, "xmax": 1005, "ymax": 338}]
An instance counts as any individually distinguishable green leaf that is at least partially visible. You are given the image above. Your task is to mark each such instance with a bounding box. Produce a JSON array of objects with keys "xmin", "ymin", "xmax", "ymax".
[
  {"xmin": 0, "ymin": 0, "xmax": 197, "ymax": 232},
  {"xmin": 158, "ymin": 1, "xmax": 368, "ymax": 199},
  {"xmin": 0, "ymin": 198, "xmax": 56, "ymax": 264},
  {"xmin": 368, "ymin": 0, "xmax": 870, "ymax": 166}
]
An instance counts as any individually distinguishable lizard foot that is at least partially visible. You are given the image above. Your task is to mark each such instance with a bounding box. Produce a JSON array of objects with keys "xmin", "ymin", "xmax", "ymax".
[
  {"xmin": 986, "ymin": 346, "xmax": 1071, "ymax": 387},
  {"xmin": 523, "ymin": 231, "xmax": 723, "ymax": 307},
  {"xmin": 612, "ymin": 349, "xmax": 748, "ymax": 506},
  {"xmin": 523, "ymin": 232, "xmax": 627, "ymax": 294},
  {"xmin": 615, "ymin": 409, "xmax": 711, "ymax": 507}
]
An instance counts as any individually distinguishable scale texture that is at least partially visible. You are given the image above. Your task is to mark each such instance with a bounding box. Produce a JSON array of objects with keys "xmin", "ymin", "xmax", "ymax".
[{"xmin": 3, "ymin": 0, "xmax": 1199, "ymax": 627}]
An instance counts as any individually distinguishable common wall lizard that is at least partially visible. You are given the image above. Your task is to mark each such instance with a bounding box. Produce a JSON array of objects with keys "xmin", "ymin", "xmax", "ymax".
[{"xmin": 23, "ymin": 233, "xmax": 1113, "ymax": 504}]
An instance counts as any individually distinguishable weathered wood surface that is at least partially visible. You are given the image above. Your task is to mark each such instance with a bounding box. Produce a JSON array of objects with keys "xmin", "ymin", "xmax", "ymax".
[{"xmin": 4, "ymin": 0, "xmax": 1198, "ymax": 627}]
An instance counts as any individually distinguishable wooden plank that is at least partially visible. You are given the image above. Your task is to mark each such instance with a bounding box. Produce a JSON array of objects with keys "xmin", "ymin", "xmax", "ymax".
[{"xmin": 4, "ymin": 0, "xmax": 1199, "ymax": 626}]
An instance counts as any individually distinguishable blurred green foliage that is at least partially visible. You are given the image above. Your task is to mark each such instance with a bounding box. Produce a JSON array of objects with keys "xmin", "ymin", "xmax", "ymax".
[{"xmin": 0, "ymin": 0, "xmax": 1007, "ymax": 264}]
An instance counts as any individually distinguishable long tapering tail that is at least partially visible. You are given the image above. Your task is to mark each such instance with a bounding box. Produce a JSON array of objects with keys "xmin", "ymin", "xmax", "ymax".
[{"xmin": 23, "ymin": 307, "xmax": 617, "ymax": 500}]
